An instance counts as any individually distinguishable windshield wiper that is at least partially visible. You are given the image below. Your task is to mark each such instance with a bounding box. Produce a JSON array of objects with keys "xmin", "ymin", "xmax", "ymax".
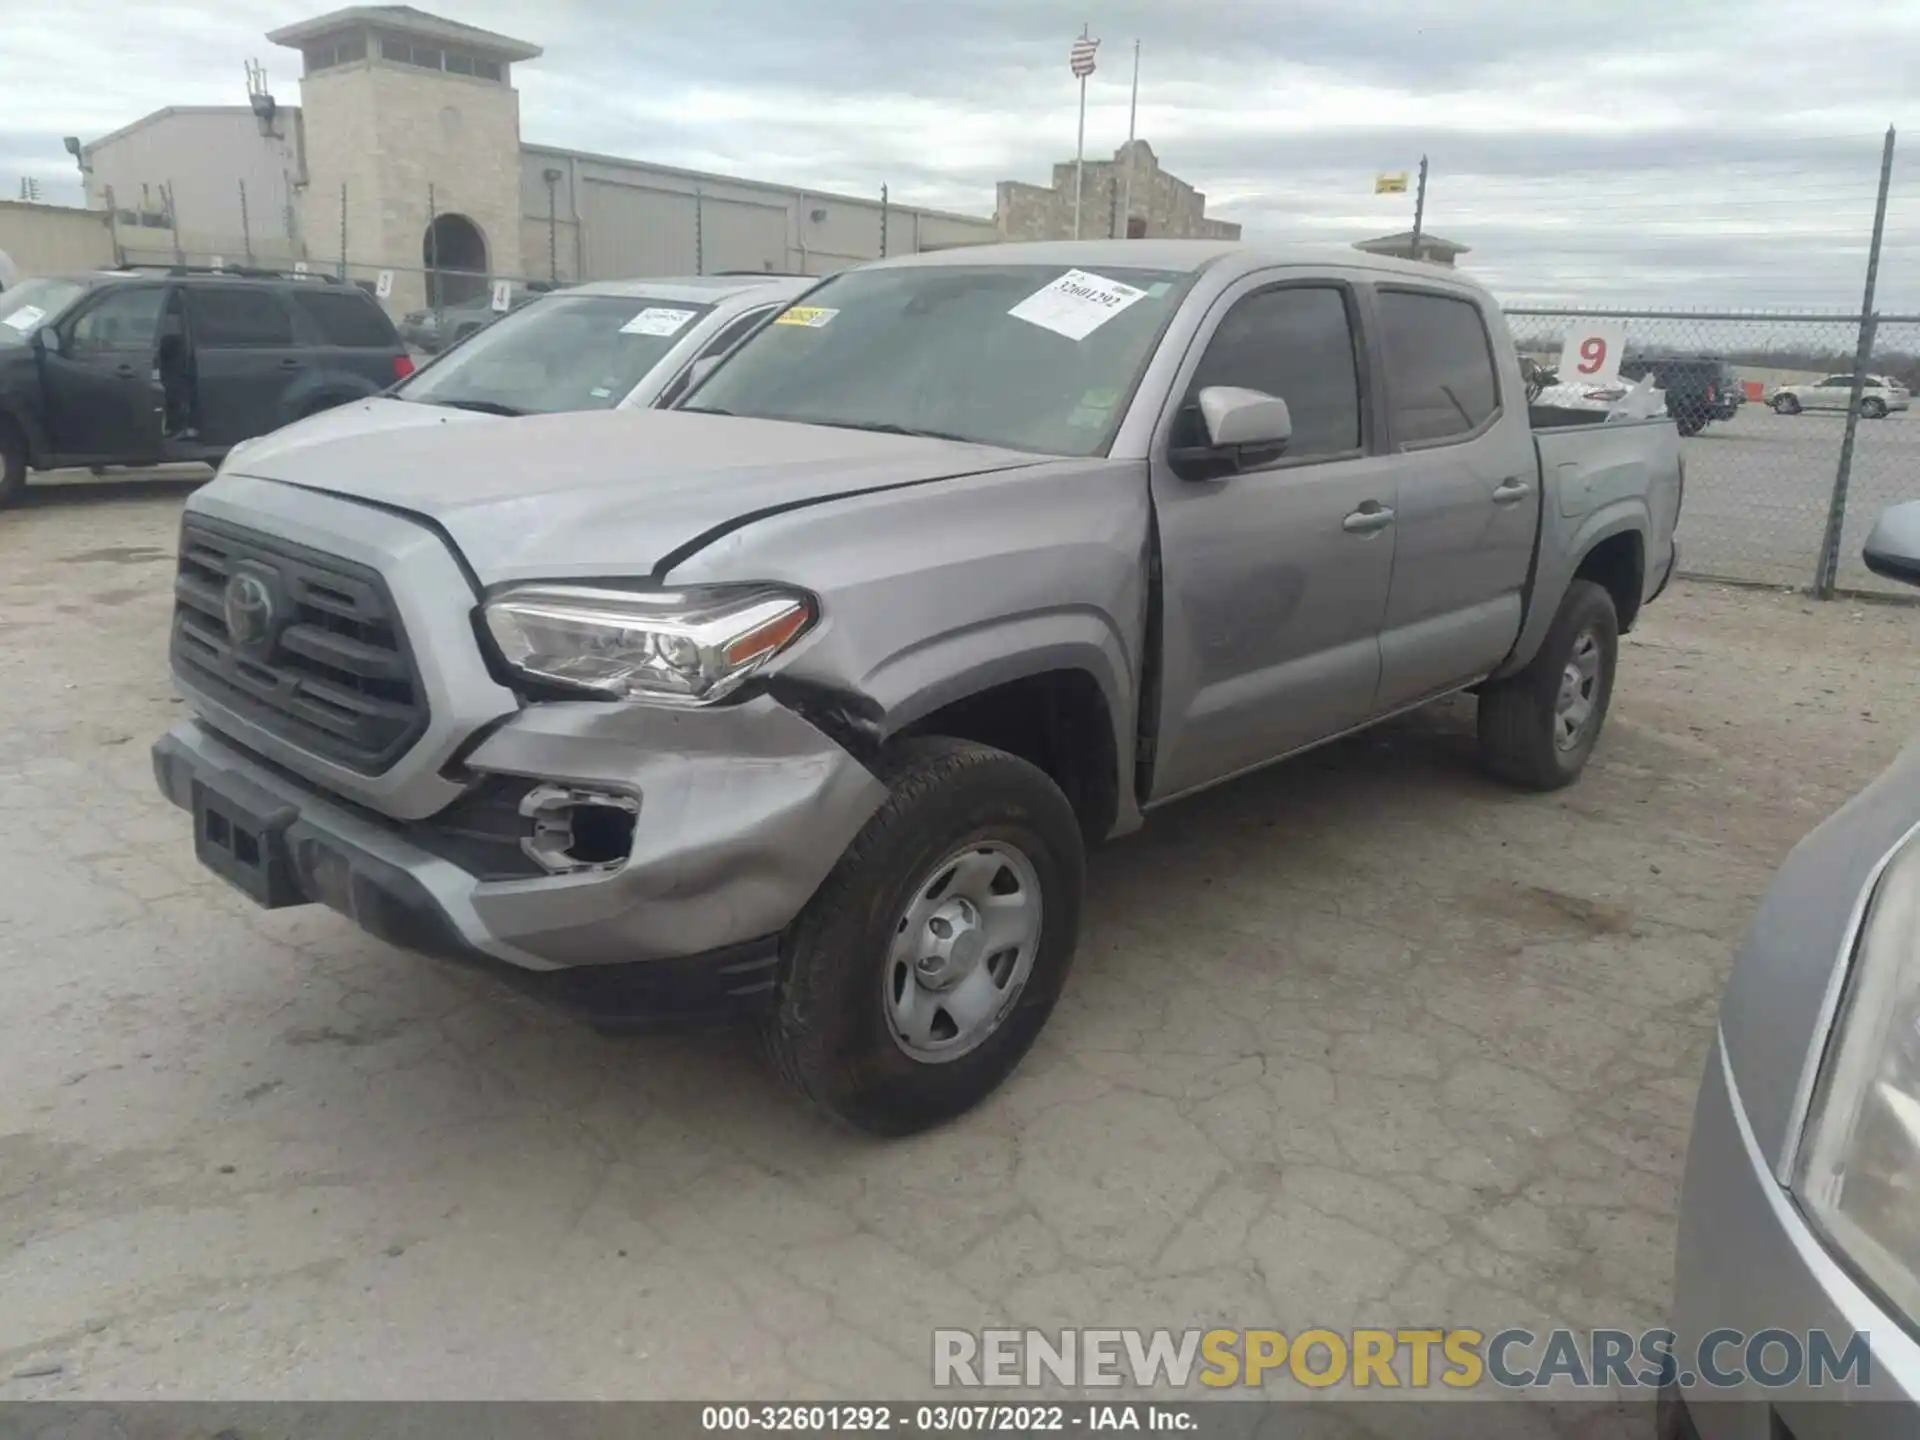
[
  {"xmin": 807, "ymin": 419, "xmax": 977, "ymax": 444},
  {"xmin": 414, "ymin": 397, "xmax": 526, "ymax": 418}
]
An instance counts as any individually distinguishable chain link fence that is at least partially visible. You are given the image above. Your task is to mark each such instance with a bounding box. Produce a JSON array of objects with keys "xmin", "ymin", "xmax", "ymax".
[{"xmin": 1505, "ymin": 309, "xmax": 1920, "ymax": 597}]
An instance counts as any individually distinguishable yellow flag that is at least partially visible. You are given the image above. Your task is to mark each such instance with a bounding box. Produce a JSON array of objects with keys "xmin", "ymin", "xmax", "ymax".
[{"xmin": 1375, "ymin": 172, "xmax": 1409, "ymax": 194}]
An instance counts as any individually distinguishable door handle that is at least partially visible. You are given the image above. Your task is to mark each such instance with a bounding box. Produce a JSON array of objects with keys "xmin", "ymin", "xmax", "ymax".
[
  {"xmin": 278, "ymin": 357, "xmax": 305, "ymax": 370},
  {"xmin": 1342, "ymin": 503, "xmax": 1395, "ymax": 534},
  {"xmin": 1492, "ymin": 478, "xmax": 1534, "ymax": 504}
]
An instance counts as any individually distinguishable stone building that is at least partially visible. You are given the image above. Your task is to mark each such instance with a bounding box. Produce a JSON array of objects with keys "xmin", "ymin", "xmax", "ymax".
[
  {"xmin": 995, "ymin": 141, "xmax": 1241, "ymax": 243},
  {"xmin": 73, "ymin": 4, "xmax": 998, "ymax": 312}
]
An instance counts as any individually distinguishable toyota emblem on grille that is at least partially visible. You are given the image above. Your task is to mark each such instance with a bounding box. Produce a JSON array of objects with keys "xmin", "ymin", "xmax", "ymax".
[{"xmin": 223, "ymin": 572, "xmax": 276, "ymax": 649}]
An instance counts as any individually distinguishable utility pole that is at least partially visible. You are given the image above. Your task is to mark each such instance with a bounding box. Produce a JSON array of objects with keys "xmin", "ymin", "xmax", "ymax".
[
  {"xmin": 337, "ymin": 181, "xmax": 347, "ymax": 280},
  {"xmin": 1410, "ymin": 154, "xmax": 1429, "ymax": 261},
  {"xmin": 1815, "ymin": 125, "xmax": 1897, "ymax": 599},
  {"xmin": 238, "ymin": 180, "xmax": 252, "ymax": 264},
  {"xmin": 543, "ymin": 167, "xmax": 561, "ymax": 283},
  {"xmin": 880, "ymin": 183, "xmax": 889, "ymax": 257},
  {"xmin": 1120, "ymin": 40, "xmax": 1140, "ymax": 237}
]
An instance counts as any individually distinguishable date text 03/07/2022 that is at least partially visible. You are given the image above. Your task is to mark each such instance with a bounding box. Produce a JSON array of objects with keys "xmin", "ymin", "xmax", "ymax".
[{"xmin": 700, "ymin": 1404, "xmax": 1198, "ymax": 1432}]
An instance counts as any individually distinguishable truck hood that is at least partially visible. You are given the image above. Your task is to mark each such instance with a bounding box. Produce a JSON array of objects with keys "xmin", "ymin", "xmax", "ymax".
[
  {"xmin": 228, "ymin": 408, "xmax": 1043, "ymax": 582},
  {"xmin": 228, "ymin": 396, "xmax": 491, "ymax": 463}
]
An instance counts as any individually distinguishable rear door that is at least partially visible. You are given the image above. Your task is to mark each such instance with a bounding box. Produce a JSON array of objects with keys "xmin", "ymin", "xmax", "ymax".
[
  {"xmin": 285, "ymin": 286, "xmax": 404, "ymax": 395},
  {"xmin": 1148, "ymin": 272, "xmax": 1402, "ymax": 802},
  {"xmin": 1369, "ymin": 284, "xmax": 1538, "ymax": 711},
  {"xmin": 40, "ymin": 283, "xmax": 166, "ymax": 461},
  {"xmin": 185, "ymin": 283, "xmax": 306, "ymax": 444}
]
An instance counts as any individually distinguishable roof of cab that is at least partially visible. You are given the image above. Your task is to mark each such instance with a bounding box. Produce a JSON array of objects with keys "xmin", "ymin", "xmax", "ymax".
[{"xmin": 859, "ymin": 238, "xmax": 1490, "ymax": 291}]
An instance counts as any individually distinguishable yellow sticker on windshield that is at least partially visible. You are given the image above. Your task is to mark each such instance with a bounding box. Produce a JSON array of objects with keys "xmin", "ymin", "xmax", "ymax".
[{"xmin": 774, "ymin": 306, "xmax": 838, "ymax": 328}]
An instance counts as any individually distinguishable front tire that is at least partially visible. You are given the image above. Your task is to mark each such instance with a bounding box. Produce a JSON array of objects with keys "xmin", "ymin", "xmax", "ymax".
[
  {"xmin": 1773, "ymin": 394, "xmax": 1801, "ymax": 415},
  {"xmin": 0, "ymin": 422, "xmax": 26, "ymax": 510},
  {"xmin": 1862, "ymin": 397, "xmax": 1889, "ymax": 420},
  {"xmin": 761, "ymin": 737, "xmax": 1084, "ymax": 1136},
  {"xmin": 1477, "ymin": 579, "xmax": 1620, "ymax": 791}
]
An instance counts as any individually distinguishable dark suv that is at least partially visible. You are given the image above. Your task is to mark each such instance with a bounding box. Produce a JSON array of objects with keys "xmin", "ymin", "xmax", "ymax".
[
  {"xmin": 1617, "ymin": 354, "xmax": 1742, "ymax": 437},
  {"xmin": 0, "ymin": 266, "xmax": 412, "ymax": 507}
]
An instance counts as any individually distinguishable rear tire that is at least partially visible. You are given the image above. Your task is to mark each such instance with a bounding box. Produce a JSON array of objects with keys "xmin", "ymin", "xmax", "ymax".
[
  {"xmin": 1477, "ymin": 579, "xmax": 1620, "ymax": 792},
  {"xmin": 0, "ymin": 422, "xmax": 26, "ymax": 510},
  {"xmin": 1862, "ymin": 397, "xmax": 1888, "ymax": 420},
  {"xmin": 1674, "ymin": 409, "xmax": 1708, "ymax": 437},
  {"xmin": 760, "ymin": 737, "xmax": 1084, "ymax": 1136},
  {"xmin": 1773, "ymin": 394, "xmax": 1801, "ymax": 415}
]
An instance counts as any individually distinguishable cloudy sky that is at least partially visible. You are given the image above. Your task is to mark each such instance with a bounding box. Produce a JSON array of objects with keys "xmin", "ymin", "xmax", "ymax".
[{"xmin": 3, "ymin": 0, "xmax": 1917, "ymax": 308}]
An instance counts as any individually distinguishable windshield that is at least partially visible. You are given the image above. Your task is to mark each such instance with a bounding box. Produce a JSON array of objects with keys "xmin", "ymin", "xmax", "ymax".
[
  {"xmin": 683, "ymin": 263, "xmax": 1193, "ymax": 456},
  {"xmin": 398, "ymin": 293, "xmax": 715, "ymax": 414},
  {"xmin": 0, "ymin": 278, "xmax": 86, "ymax": 345}
]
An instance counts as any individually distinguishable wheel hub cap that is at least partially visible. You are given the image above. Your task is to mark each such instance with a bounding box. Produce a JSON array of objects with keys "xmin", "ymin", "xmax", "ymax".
[
  {"xmin": 1555, "ymin": 629, "xmax": 1602, "ymax": 751},
  {"xmin": 885, "ymin": 842, "xmax": 1043, "ymax": 1064}
]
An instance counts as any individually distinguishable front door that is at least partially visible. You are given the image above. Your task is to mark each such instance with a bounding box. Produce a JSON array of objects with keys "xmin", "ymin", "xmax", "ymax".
[
  {"xmin": 41, "ymin": 284, "xmax": 166, "ymax": 461},
  {"xmin": 185, "ymin": 284, "xmax": 306, "ymax": 445},
  {"xmin": 1811, "ymin": 375, "xmax": 1856, "ymax": 411},
  {"xmin": 1147, "ymin": 277, "xmax": 1400, "ymax": 803},
  {"xmin": 1369, "ymin": 285, "xmax": 1539, "ymax": 711}
]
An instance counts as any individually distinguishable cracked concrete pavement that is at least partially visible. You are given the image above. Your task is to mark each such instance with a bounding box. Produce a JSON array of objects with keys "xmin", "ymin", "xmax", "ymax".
[{"xmin": 4, "ymin": 474, "xmax": 1919, "ymax": 1402}]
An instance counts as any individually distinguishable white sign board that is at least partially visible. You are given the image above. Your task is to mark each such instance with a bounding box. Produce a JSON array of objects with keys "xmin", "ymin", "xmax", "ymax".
[
  {"xmin": 293, "ymin": 260, "xmax": 310, "ymax": 276},
  {"xmin": 2, "ymin": 305, "xmax": 46, "ymax": 333},
  {"xmin": 1008, "ymin": 268, "xmax": 1148, "ymax": 342},
  {"xmin": 375, "ymin": 269, "xmax": 394, "ymax": 299},
  {"xmin": 210, "ymin": 255, "xmax": 226, "ymax": 272},
  {"xmin": 620, "ymin": 307, "xmax": 698, "ymax": 337},
  {"xmin": 1556, "ymin": 320, "xmax": 1627, "ymax": 386},
  {"xmin": 491, "ymin": 280, "xmax": 512, "ymax": 313}
]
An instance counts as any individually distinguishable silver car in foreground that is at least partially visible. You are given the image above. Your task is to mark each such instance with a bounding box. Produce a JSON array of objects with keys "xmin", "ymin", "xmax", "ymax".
[{"xmin": 1666, "ymin": 505, "xmax": 1920, "ymax": 1438}]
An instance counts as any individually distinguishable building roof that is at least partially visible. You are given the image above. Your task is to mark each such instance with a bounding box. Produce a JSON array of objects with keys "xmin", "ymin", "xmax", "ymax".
[
  {"xmin": 83, "ymin": 105, "xmax": 288, "ymax": 155},
  {"xmin": 1354, "ymin": 230, "xmax": 1471, "ymax": 258},
  {"xmin": 267, "ymin": 6, "xmax": 542, "ymax": 61}
]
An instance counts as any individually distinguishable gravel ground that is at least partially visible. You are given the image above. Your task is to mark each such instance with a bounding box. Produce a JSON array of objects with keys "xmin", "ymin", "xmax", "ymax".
[{"xmin": 3, "ymin": 475, "xmax": 1919, "ymax": 1405}]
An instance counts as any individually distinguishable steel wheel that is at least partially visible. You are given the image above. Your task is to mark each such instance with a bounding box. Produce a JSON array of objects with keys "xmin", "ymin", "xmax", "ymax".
[
  {"xmin": 884, "ymin": 841, "xmax": 1042, "ymax": 1064},
  {"xmin": 1555, "ymin": 630, "xmax": 1603, "ymax": 751}
]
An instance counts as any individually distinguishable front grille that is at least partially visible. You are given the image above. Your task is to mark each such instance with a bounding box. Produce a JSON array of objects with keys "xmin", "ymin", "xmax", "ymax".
[{"xmin": 171, "ymin": 517, "xmax": 429, "ymax": 774}]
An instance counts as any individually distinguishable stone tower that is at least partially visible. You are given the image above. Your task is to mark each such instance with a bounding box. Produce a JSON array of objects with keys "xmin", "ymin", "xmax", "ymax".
[{"xmin": 268, "ymin": 6, "xmax": 540, "ymax": 313}]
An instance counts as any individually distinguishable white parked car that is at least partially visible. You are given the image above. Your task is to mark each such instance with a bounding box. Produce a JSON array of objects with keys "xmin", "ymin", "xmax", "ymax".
[
  {"xmin": 1770, "ymin": 373, "xmax": 1911, "ymax": 418},
  {"xmin": 1531, "ymin": 374, "xmax": 1668, "ymax": 423}
]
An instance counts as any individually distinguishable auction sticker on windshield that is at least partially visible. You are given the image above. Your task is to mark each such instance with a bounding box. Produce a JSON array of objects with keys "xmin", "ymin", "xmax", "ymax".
[
  {"xmin": 774, "ymin": 306, "xmax": 838, "ymax": 328},
  {"xmin": 1008, "ymin": 269, "xmax": 1148, "ymax": 341},
  {"xmin": 620, "ymin": 307, "xmax": 699, "ymax": 337},
  {"xmin": 2, "ymin": 304, "xmax": 45, "ymax": 333}
]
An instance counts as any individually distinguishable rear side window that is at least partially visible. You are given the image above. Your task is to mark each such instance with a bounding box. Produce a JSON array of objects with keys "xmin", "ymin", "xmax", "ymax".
[
  {"xmin": 288, "ymin": 288, "xmax": 397, "ymax": 348},
  {"xmin": 189, "ymin": 287, "xmax": 295, "ymax": 347},
  {"xmin": 1376, "ymin": 290, "xmax": 1500, "ymax": 445}
]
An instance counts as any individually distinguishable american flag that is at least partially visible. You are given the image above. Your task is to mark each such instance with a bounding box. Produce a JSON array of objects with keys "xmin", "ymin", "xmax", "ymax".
[{"xmin": 1069, "ymin": 35, "xmax": 1099, "ymax": 78}]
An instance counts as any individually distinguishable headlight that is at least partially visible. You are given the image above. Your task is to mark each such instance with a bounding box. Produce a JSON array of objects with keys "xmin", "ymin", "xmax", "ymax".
[
  {"xmin": 1796, "ymin": 829, "xmax": 1920, "ymax": 1321},
  {"xmin": 482, "ymin": 584, "xmax": 815, "ymax": 706}
]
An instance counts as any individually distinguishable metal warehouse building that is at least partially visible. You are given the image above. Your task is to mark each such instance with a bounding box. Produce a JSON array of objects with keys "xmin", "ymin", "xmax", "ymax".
[{"xmin": 75, "ymin": 5, "xmax": 999, "ymax": 314}]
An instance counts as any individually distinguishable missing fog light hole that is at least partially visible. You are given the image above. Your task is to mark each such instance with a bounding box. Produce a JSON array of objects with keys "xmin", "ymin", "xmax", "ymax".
[{"xmin": 517, "ymin": 784, "xmax": 640, "ymax": 874}]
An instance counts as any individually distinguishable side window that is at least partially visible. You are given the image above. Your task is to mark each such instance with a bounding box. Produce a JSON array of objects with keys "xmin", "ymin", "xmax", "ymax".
[
  {"xmin": 188, "ymin": 287, "xmax": 296, "ymax": 347},
  {"xmin": 1173, "ymin": 285, "xmax": 1362, "ymax": 461},
  {"xmin": 66, "ymin": 288, "xmax": 165, "ymax": 356},
  {"xmin": 1820, "ymin": 376, "xmax": 1853, "ymax": 389},
  {"xmin": 287, "ymin": 289, "xmax": 398, "ymax": 348},
  {"xmin": 1376, "ymin": 290, "xmax": 1501, "ymax": 446}
]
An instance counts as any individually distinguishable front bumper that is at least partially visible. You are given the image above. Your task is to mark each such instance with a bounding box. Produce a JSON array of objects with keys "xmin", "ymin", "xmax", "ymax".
[
  {"xmin": 1668, "ymin": 1032, "xmax": 1920, "ymax": 1438},
  {"xmin": 153, "ymin": 697, "xmax": 888, "ymax": 1024}
]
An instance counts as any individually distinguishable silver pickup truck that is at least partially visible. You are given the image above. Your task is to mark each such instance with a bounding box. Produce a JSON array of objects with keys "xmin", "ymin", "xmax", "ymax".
[{"xmin": 152, "ymin": 241, "xmax": 1682, "ymax": 1134}]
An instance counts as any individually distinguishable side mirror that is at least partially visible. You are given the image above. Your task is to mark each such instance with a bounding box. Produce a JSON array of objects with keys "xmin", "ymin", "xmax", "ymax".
[
  {"xmin": 30, "ymin": 327, "xmax": 58, "ymax": 355},
  {"xmin": 666, "ymin": 354, "xmax": 723, "ymax": 408},
  {"xmin": 1863, "ymin": 503, "xmax": 1920, "ymax": 587},
  {"xmin": 1199, "ymin": 386, "xmax": 1292, "ymax": 450}
]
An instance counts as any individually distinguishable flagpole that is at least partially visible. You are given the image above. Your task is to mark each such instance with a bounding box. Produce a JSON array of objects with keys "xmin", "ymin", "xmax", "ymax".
[
  {"xmin": 1120, "ymin": 40, "xmax": 1139, "ymax": 238},
  {"xmin": 1072, "ymin": 23, "xmax": 1090, "ymax": 239}
]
